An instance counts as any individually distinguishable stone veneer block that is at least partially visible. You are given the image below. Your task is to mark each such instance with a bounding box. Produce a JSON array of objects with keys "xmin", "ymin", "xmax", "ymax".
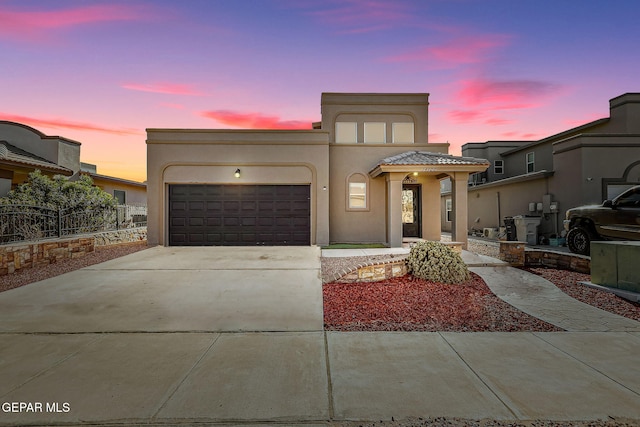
[{"xmin": 498, "ymin": 241, "xmax": 525, "ymax": 267}]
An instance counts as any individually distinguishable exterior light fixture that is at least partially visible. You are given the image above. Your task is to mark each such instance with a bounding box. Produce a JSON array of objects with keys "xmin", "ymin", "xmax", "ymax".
[
  {"xmin": 413, "ymin": 172, "xmax": 419, "ymax": 176},
  {"xmin": 234, "ymin": 169, "xmax": 241, "ymax": 178}
]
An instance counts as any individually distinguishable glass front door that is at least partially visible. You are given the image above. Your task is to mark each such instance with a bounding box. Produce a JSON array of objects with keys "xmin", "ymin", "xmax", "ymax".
[{"xmin": 402, "ymin": 184, "xmax": 421, "ymax": 238}]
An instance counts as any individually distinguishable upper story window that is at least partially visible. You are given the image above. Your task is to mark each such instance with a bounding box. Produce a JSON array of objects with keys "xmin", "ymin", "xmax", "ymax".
[
  {"xmin": 392, "ymin": 122, "xmax": 414, "ymax": 143},
  {"xmin": 526, "ymin": 152, "xmax": 535, "ymax": 173},
  {"xmin": 364, "ymin": 122, "xmax": 386, "ymax": 144},
  {"xmin": 494, "ymin": 160, "xmax": 504, "ymax": 174},
  {"xmin": 335, "ymin": 122, "xmax": 357, "ymax": 143}
]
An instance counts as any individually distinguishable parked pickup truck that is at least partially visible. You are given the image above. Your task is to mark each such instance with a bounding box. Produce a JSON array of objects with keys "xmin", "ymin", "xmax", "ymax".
[{"xmin": 564, "ymin": 185, "xmax": 640, "ymax": 255}]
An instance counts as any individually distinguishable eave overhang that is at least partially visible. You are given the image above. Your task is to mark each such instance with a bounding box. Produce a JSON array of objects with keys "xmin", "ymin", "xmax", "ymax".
[{"xmin": 368, "ymin": 151, "xmax": 489, "ymax": 178}]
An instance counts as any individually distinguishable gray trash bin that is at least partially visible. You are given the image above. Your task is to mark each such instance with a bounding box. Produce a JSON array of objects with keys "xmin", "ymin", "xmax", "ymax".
[{"xmin": 513, "ymin": 215, "xmax": 541, "ymax": 245}]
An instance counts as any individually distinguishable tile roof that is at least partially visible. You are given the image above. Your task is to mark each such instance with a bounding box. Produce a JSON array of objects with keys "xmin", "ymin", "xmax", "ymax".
[
  {"xmin": 376, "ymin": 151, "xmax": 489, "ymax": 166},
  {"xmin": 0, "ymin": 141, "xmax": 73, "ymax": 174}
]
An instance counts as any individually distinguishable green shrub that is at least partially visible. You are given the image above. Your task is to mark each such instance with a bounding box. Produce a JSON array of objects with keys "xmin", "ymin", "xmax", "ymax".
[
  {"xmin": 0, "ymin": 170, "xmax": 116, "ymax": 211},
  {"xmin": 406, "ymin": 240, "xmax": 470, "ymax": 284}
]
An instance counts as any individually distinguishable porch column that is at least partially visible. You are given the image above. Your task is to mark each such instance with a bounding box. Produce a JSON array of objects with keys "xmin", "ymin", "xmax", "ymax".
[
  {"xmin": 421, "ymin": 176, "xmax": 441, "ymax": 241},
  {"xmin": 451, "ymin": 172, "xmax": 470, "ymax": 249},
  {"xmin": 386, "ymin": 173, "xmax": 405, "ymax": 248}
]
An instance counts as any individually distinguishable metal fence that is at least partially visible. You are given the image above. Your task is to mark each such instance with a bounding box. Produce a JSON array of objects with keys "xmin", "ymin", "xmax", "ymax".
[{"xmin": 0, "ymin": 204, "xmax": 147, "ymax": 244}]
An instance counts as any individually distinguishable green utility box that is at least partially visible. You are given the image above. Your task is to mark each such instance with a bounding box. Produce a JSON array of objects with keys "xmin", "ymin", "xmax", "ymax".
[{"xmin": 591, "ymin": 241, "xmax": 640, "ymax": 293}]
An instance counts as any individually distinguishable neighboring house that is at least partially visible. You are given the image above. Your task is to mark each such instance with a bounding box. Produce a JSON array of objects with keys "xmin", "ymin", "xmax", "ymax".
[
  {"xmin": 146, "ymin": 92, "xmax": 489, "ymax": 248},
  {"xmin": 0, "ymin": 121, "xmax": 146, "ymax": 204},
  {"xmin": 0, "ymin": 121, "xmax": 79, "ymax": 195},
  {"xmin": 80, "ymin": 163, "xmax": 147, "ymax": 205},
  {"xmin": 441, "ymin": 92, "xmax": 640, "ymax": 241}
]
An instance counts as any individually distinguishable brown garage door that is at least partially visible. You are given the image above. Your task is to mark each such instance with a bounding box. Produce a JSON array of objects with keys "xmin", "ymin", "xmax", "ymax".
[{"xmin": 169, "ymin": 184, "xmax": 310, "ymax": 246}]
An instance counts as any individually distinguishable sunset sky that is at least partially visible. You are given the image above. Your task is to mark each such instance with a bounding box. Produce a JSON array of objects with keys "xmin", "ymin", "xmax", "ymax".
[{"xmin": 2, "ymin": 0, "xmax": 639, "ymax": 182}]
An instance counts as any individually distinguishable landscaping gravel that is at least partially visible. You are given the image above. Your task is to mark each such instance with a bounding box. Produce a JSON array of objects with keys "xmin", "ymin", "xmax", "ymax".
[{"xmin": 324, "ymin": 272, "xmax": 561, "ymax": 332}]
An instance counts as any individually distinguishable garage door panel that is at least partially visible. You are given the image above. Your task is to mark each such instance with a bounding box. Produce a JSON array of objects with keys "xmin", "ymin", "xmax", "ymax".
[
  {"xmin": 169, "ymin": 184, "xmax": 310, "ymax": 246},
  {"xmin": 258, "ymin": 217, "xmax": 274, "ymax": 226},
  {"xmin": 241, "ymin": 217, "xmax": 256, "ymax": 226},
  {"xmin": 241, "ymin": 202, "xmax": 257, "ymax": 212},
  {"xmin": 206, "ymin": 233, "xmax": 222, "ymax": 244},
  {"xmin": 206, "ymin": 217, "xmax": 222, "ymax": 226},
  {"xmin": 188, "ymin": 217, "xmax": 204, "ymax": 227}
]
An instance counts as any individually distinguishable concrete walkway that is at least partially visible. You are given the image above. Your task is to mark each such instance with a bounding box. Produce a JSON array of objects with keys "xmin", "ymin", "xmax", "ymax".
[
  {"xmin": 1, "ymin": 246, "xmax": 640, "ymax": 425},
  {"xmin": 471, "ymin": 266, "xmax": 640, "ymax": 332}
]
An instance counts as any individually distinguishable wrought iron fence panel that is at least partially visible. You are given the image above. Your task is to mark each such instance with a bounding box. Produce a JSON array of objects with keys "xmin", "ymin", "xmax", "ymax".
[
  {"xmin": 0, "ymin": 204, "xmax": 147, "ymax": 244},
  {"xmin": 0, "ymin": 205, "xmax": 58, "ymax": 243}
]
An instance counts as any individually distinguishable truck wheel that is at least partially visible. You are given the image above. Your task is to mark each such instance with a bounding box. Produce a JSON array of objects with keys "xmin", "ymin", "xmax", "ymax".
[{"xmin": 567, "ymin": 227, "xmax": 594, "ymax": 255}]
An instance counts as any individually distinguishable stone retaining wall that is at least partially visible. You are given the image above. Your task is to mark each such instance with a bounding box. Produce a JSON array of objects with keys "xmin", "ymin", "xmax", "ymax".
[
  {"xmin": 498, "ymin": 241, "xmax": 526, "ymax": 266},
  {"xmin": 525, "ymin": 249, "xmax": 591, "ymax": 274},
  {"xmin": 0, "ymin": 227, "xmax": 147, "ymax": 276},
  {"xmin": 334, "ymin": 259, "xmax": 408, "ymax": 283},
  {"xmin": 94, "ymin": 227, "xmax": 147, "ymax": 246},
  {"xmin": 0, "ymin": 238, "xmax": 95, "ymax": 276}
]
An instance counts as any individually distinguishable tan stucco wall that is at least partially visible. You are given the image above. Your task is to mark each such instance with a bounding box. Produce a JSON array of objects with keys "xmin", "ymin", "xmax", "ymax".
[
  {"xmin": 443, "ymin": 175, "xmax": 553, "ymax": 234},
  {"xmin": 321, "ymin": 93, "xmax": 430, "ymax": 144},
  {"xmin": 92, "ymin": 178, "xmax": 147, "ymax": 205},
  {"xmin": 552, "ymin": 134, "xmax": 640, "ymax": 206},
  {"xmin": 146, "ymin": 130, "xmax": 330, "ymax": 246},
  {"xmin": 0, "ymin": 122, "xmax": 81, "ymax": 173},
  {"xmin": 328, "ymin": 143, "xmax": 449, "ymax": 244}
]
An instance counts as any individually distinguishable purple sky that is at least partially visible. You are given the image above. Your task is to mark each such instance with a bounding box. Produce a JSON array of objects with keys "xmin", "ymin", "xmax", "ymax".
[{"xmin": 2, "ymin": 0, "xmax": 639, "ymax": 182}]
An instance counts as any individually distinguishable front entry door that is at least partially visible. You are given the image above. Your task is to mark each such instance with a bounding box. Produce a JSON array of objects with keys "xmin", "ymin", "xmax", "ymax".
[{"xmin": 402, "ymin": 184, "xmax": 421, "ymax": 238}]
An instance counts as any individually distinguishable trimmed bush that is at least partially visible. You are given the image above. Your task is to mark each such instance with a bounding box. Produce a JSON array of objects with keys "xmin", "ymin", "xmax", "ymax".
[{"xmin": 406, "ymin": 240, "xmax": 470, "ymax": 284}]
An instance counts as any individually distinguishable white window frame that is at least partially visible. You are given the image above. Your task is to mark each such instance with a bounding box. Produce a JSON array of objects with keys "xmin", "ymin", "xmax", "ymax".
[
  {"xmin": 364, "ymin": 122, "xmax": 386, "ymax": 144},
  {"xmin": 392, "ymin": 122, "xmax": 414, "ymax": 143},
  {"xmin": 526, "ymin": 152, "xmax": 535, "ymax": 173},
  {"xmin": 335, "ymin": 122, "xmax": 357, "ymax": 143},
  {"xmin": 445, "ymin": 199, "xmax": 452, "ymax": 222},
  {"xmin": 494, "ymin": 160, "xmax": 504, "ymax": 174}
]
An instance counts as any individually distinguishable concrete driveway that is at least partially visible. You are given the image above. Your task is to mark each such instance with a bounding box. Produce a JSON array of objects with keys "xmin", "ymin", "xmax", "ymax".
[
  {"xmin": 0, "ymin": 246, "xmax": 324, "ymax": 333},
  {"xmin": 2, "ymin": 246, "xmax": 640, "ymax": 425}
]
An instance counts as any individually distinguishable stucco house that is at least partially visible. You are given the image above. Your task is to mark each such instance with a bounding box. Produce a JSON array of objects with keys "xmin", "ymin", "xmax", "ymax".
[
  {"xmin": 441, "ymin": 92, "xmax": 640, "ymax": 242},
  {"xmin": 146, "ymin": 93, "xmax": 489, "ymax": 248},
  {"xmin": 0, "ymin": 121, "xmax": 147, "ymax": 205}
]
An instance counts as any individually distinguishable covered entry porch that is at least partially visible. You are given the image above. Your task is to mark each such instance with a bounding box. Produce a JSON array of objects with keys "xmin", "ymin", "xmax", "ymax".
[{"xmin": 369, "ymin": 151, "xmax": 489, "ymax": 249}]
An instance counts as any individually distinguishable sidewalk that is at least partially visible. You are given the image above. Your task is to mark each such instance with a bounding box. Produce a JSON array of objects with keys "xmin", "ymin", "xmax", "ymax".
[{"xmin": 1, "ymin": 246, "xmax": 640, "ymax": 425}]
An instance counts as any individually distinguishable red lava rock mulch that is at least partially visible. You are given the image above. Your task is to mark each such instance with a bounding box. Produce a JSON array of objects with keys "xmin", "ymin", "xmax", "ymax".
[
  {"xmin": 524, "ymin": 267, "xmax": 640, "ymax": 322},
  {"xmin": 323, "ymin": 273, "xmax": 562, "ymax": 332}
]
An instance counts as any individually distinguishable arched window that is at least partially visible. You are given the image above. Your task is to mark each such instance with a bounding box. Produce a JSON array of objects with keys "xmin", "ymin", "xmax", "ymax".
[{"xmin": 347, "ymin": 173, "xmax": 368, "ymax": 210}]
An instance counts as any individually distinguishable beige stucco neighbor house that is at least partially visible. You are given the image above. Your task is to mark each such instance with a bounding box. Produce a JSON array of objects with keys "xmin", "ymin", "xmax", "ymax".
[
  {"xmin": 0, "ymin": 121, "xmax": 147, "ymax": 204},
  {"xmin": 441, "ymin": 92, "xmax": 640, "ymax": 242},
  {"xmin": 146, "ymin": 93, "xmax": 489, "ymax": 248}
]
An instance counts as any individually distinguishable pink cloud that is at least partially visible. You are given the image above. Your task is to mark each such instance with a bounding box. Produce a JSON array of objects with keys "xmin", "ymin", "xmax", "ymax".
[
  {"xmin": 122, "ymin": 82, "xmax": 204, "ymax": 96},
  {"xmin": 0, "ymin": 113, "xmax": 141, "ymax": 136},
  {"xmin": 563, "ymin": 113, "xmax": 604, "ymax": 128},
  {"xmin": 304, "ymin": 0, "xmax": 411, "ymax": 34},
  {"xmin": 386, "ymin": 34, "xmax": 509, "ymax": 67},
  {"xmin": 159, "ymin": 103, "xmax": 186, "ymax": 110},
  {"xmin": 0, "ymin": 4, "xmax": 145, "ymax": 42},
  {"xmin": 428, "ymin": 133, "xmax": 443, "ymax": 142},
  {"xmin": 501, "ymin": 131, "xmax": 519, "ymax": 138},
  {"xmin": 457, "ymin": 78, "xmax": 561, "ymax": 110},
  {"xmin": 200, "ymin": 110, "xmax": 312, "ymax": 129},
  {"xmin": 500, "ymin": 131, "xmax": 539, "ymax": 140},
  {"xmin": 521, "ymin": 133, "xmax": 539, "ymax": 139},
  {"xmin": 484, "ymin": 117, "xmax": 512, "ymax": 126},
  {"xmin": 448, "ymin": 110, "xmax": 485, "ymax": 124}
]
